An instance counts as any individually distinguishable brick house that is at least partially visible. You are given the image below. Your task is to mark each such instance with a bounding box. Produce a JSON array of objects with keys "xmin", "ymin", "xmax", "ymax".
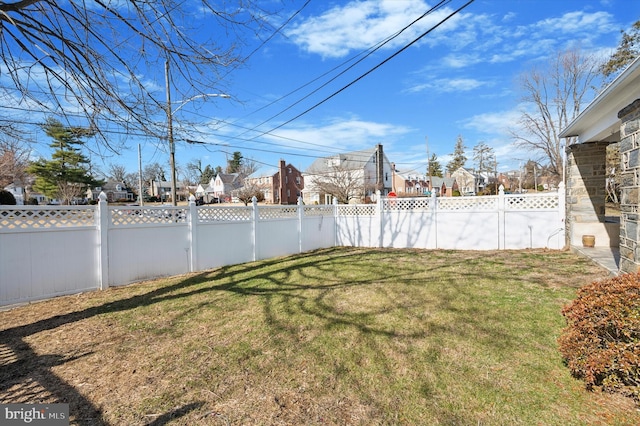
[{"xmin": 245, "ymin": 160, "xmax": 304, "ymax": 204}]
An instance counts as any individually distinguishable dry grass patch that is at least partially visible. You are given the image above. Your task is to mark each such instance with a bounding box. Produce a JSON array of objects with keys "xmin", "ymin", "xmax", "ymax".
[{"xmin": 1, "ymin": 247, "xmax": 638, "ymax": 425}]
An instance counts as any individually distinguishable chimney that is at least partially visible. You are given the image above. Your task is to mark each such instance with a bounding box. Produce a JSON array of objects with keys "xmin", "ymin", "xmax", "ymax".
[
  {"xmin": 376, "ymin": 144, "xmax": 384, "ymax": 192},
  {"xmin": 279, "ymin": 159, "xmax": 286, "ymax": 204}
]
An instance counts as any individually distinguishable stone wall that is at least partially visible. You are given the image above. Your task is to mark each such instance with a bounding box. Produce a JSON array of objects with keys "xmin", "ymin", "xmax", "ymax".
[
  {"xmin": 565, "ymin": 141, "xmax": 608, "ymax": 247},
  {"xmin": 618, "ymin": 99, "xmax": 640, "ymax": 273}
]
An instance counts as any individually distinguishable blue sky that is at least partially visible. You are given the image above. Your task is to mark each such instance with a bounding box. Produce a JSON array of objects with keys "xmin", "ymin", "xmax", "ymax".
[{"xmin": 26, "ymin": 0, "xmax": 640, "ymax": 180}]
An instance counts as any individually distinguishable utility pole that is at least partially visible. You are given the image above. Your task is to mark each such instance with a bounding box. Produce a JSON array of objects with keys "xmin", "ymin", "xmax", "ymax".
[
  {"xmin": 376, "ymin": 144, "xmax": 384, "ymax": 193},
  {"xmin": 138, "ymin": 144, "xmax": 144, "ymax": 206},
  {"xmin": 426, "ymin": 136, "xmax": 431, "ymax": 195},
  {"xmin": 494, "ymin": 156, "xmax": 498, "ymax": 194},
  {"xmin": 165, "ymin": 59, "xmax": 177, "ymax": 206}
]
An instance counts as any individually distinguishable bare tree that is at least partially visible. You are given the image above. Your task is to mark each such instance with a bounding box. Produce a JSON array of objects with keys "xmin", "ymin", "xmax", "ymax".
[
  {"xmin": 239, "ymin": 157, "xmax": 259, "ymax": 178},
  {"xmin": 0, "ymin": 139, "xmax": 30, "ymax": 188},
  {"xmin": 308, "ymin": 166, "xmax": 370, "ymax": 204},
  {"xmin": 143, "ymin": 162, "xmax": 167, "ymax": 183},
  {"xmin": 0, "ymin": 1, "xmax": 278, "ymax": 151},
  {"xmin": 107, "ymin": 164, "xmax": 128, "ymax": 183},
  {"xmin": 512, "ymin": 49, "xmax": 601, "ymax": 178},
  {"xmin": 235, "ymin": 181, "xmax": 265, "ymax": 206}
]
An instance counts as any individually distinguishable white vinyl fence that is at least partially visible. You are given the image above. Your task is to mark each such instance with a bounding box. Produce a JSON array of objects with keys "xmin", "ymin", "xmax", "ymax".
[{"xmin": 0, "ymin": 184, "xmax": 565, "ymax": 307}]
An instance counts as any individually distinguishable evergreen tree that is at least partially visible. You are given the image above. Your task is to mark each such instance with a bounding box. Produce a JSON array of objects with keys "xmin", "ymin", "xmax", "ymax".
[
  {"xmin": 428, "ymin": 154, "xmax": 443, "ymax": 178},
  {"xmin": 201, "ymin": 165, "xmax": 216, "ymax": 184},
  {"xmin": 601, "ymin": 20, "xmax": 640, "ymax": 79},
  {"xmin": 446, "ymin": 135, "xmax": 467, "ymax": 174},
  {"xmin": 226, "ymin": 151, "xmax": 243, "ymax": 173},
  {"xmin": 27, "ymin": 118, "xmax": 102, "ymax": 204}
]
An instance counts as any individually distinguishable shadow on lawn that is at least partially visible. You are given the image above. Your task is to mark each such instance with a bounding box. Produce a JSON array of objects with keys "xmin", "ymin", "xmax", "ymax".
[
  {"xmin": 0, "ymin": 248, "xmax": 364, "ymax": 424},
  {"xmin": 0, "ymin": 247, "xmax": 534, "ymax": 425}
]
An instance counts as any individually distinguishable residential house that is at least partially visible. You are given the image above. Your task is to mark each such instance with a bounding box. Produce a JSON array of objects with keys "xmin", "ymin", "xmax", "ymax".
[
  {"xmin": 88, "ymin": 181, "xmax": 135, "ymax": 203},
  {"xmin": 391, "ymin": 166, "xmax": 429, "ymax": 195},
  {"xmin": 213, "ymin": 173, "xmax": 243, "ymax": 202},
  {"xmin": 194, "ymin": 173, "xmax": 242, "ymax": 203},
  {"xmin": 391, "ymin": 165, "xmax": 458, "ymax": 197},
  {"xmin": 430, "ymin": 176, "xmax": 458, "ymax": 197},
  {"xmin": 451, "ymin": 167, "xmax": 485, "ymax": 195},
  {"xmin": 304, "ymin": 144, "xmax": 392, "ymax": 204},
  {"xmin": 557, "ymin": 55, "xmax": 640, "ymax": 272},
  {"xmin": 4, "ymin": 179, "xmax": 48, "ymax": 205},
  {"xmin": 244, "ymin": 160, "xmax": 304, "ymax": 204},
  {"xmin": 149, "ymin": 180, "xmax": 185, "ymax": 203},
  {"xmin": 3, "ymin": 183, "xmax": 25, "ymax": 205}
]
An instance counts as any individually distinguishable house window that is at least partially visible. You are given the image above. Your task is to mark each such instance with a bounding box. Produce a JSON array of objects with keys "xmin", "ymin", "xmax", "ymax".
[
  {"xmin": 285, "ymin": 176, "xmax": 288, "ymax": 184},
  {"xmin": 296, "ymin": 176, "xmax": 301, "ymax": 185},
  {"xmin": 287, "ymin": 189, "xmax": 291, "ymax": 197},
  {"xmin": 288, "ymin": 167, "xmax": 292, "ymax": 173}
]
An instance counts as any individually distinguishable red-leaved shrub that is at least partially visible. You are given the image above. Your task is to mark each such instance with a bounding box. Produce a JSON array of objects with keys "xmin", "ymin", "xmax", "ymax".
[{"xmin": 558, "ymin": 272, "xmax": 640, "ymax": 403}]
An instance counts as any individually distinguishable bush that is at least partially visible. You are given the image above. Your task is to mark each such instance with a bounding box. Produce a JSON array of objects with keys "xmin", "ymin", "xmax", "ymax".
[
  {"xmin": 0, "ymin": 189, "xmax": 17, "ymax": 205},
  {"xmin": 558, "ymin": 273, "xmax": 640, "ymax": 403}
]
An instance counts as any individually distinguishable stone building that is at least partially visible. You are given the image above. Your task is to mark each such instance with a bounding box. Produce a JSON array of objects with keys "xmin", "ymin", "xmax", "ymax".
[{"xmin": 559, "ymin": 56, "xmax": 640, "ymax": 273}]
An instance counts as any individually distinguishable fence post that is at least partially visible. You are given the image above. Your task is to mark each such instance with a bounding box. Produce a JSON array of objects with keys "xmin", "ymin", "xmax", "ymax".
[
  {"xmin": 333, "ymin": 197, "xmax": 339, "ymax": 247},
  {"xmin": 298, "ymin": 196, "xmax": 304, "ymax": 253},
  {"xmin": 188, "ymin": 194, "xmax": 198, "ymax": 272},
  {"xmin": 557, "ymin": 181, "xmax": 566, "ymax": 248},
  {"xmin": 377, "ymin": 190, "xmax": 383, "ymax": 248},
  {"xmin": 97, "ymin": 192, "xmax": 109, "ymax": 290},
  {"xmin": 498, "ymin": 185, "xmax": 505, "ymax": 250},
  {"xmin": 431, "ymin": 190, "xmax": 438, "ymax": 249},
  {"xmin": 251, "ymin": 196, "xmax": 258, "ymax": 261}
]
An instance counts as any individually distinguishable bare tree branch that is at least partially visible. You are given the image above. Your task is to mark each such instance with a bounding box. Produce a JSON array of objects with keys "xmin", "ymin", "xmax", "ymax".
[
  {"xmin": 0, "ymin": 0, "xmax": 277, "ymax": 152},
  {"xmin": 512, "ymin": 48, "xmax": 601, "ymax": 178}
]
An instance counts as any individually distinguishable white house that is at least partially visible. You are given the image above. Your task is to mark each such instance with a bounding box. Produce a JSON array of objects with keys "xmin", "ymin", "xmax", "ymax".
[
  {"xmin": 3, "ymin": 183, "xmax": 25, "ymax": 204},
  {"xmin": 451, "ymin": 167, "xmax": 485, "ymax": 195},
  {"xmin": 304, "ymin": 144, "xmax": 392, "ymax": 204},
  {"xmin": 195, "ymin": 173, "xmax": 243, "ymax": 202}
]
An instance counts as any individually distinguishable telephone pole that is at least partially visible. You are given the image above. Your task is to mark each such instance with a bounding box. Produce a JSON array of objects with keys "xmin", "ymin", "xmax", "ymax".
[{"xmin": 165, "ymin": 59, "xmax": 178, "ymax": 206}]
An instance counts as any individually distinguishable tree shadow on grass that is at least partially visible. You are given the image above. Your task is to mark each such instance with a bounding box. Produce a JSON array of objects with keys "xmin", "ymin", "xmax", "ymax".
[
  {"xmin": 0, "ymin": 247, "xmax": 533, "ymax": 425},
  {"xmin": 0, "ymin": 248, "xmax": 361, "ymax": 424}
]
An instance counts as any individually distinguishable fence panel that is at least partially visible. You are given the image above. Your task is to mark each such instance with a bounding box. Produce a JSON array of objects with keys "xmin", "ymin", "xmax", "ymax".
[
  {"xmin": 0, "ymin": 205, "xmax": 99, "ymax": 306},
  {"xmin": 301, "ymin": 206, "xmax": 335, "ymax": 252},
  {"xmin": 0, "ymin": 187, "xmax": 566, "ymax": 307}
]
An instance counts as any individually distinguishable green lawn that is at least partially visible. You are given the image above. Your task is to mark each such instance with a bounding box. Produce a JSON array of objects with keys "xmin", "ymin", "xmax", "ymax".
[{"xmin": 1, "ymin": 247, "xmax": 638, "ymax": 425}]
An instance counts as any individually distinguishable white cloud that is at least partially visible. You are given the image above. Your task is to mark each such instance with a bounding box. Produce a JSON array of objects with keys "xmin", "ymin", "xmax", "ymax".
[
  {"xmin": 408, "ymin": 77, "xmax": 487, "ymax": 94},
  {"xmin": 264, "ymin": 117, "xmax": 413, "ymax": 152},
  {"xmin": 462, "ymin": 109, "xmax": 521, "ymax": 136},
  {"xmin": 285, "ymin": 0, "xmax": 459, "ymax": 59}
]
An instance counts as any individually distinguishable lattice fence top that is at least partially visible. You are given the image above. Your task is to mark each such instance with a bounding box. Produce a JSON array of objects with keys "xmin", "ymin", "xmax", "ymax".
[
  {"xmin": 259, "ymin": 206, "xmax": 298, "ymax": 220},
  {"xmin": 198, "ymin": 206, "xmax": 252, "ymax": 223},
  {"xmin": 337, "ymin": 205, "xmax": 376, "ymax": 216},
  {"xmin": 383, "ymin": 197, "xmax": 431, "ymax": 211},
  {"xmin": 110, "ymin": 206, "xmax": 188, "ymax": 226},
  {"xmin": 505, "ymin": 194, "xmax": 559, "ymax": 210},
  {"xmin": 438, "ymin": 197, "xmax": 498, "ymax": 211},
  {"xmin": 0, "ymin": 206, "xmax": 96, "ymax": 229},
  {"xmin": 303, "ymin": 205, "xmax": 333, "ymax": 216}
]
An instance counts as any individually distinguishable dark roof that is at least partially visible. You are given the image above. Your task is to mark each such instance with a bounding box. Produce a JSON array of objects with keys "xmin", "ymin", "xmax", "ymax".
[{"xmin": 306, "ymin": 147, "xmax": 379, "ymax": 173}]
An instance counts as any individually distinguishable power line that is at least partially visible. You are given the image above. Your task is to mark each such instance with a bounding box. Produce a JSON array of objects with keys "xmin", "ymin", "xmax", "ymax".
[
  {"xmin": 231, "ymin": 0, "xmax": 453, "ymax": 140},
  {"xmin": 259, "ymin": 0, "xmax": 476, "ymax": 138}
]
